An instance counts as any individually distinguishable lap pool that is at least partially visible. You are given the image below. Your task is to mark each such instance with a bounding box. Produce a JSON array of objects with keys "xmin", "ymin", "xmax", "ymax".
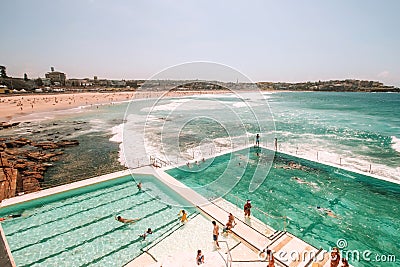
[{"xmin": 0, "ymin": 174, "xmax": 196, "ymax": 267}]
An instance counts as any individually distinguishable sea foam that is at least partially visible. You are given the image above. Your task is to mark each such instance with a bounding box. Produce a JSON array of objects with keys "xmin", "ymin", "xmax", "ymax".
[{"xmin": 391, "ymin": 136, "xmax": 400, "ymax": 153}]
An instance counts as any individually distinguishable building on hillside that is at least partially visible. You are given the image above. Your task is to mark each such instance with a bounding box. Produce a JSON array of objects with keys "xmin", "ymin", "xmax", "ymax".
[
  {"xmin": 0, "ymin": 85, "xmax": 11, "ymax": 94},
  {"xmin": 45, "ymin": 67, "xmax": 66, "ymax": 86}
]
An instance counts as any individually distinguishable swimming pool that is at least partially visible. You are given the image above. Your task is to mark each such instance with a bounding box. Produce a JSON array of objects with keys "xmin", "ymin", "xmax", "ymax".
[
  {"xmin": 0, "ymin": 174, "xmax": 196, "ymax": 267},
  {"xmin": 167, "ymin": 147, "xmax": 400, "ymax": 267}
]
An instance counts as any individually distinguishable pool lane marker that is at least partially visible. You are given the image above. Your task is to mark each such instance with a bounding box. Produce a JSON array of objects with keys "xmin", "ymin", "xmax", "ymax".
[
  {"xmin": 4, "ymin": 181, "xmax": 132, "ymax": 223},
  {"xmin": 11, "ymin": 197, "xmax": 161, "ymax": 253},
  {"xmin": 6, "ymin": 189, "xmax": 153, "ymax": 237},
  {"xmin": 17, "ymin": 205, "xmax": 172, "ymax": 267},
  {"xmin": 80, "ymin": 213, "xmax": 197, "ymax": 267}
]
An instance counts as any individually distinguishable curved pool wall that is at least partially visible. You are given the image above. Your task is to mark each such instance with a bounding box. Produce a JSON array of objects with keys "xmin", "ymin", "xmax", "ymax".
[
  {"xmin": 0, "ymin": 172, "xmax": 196, "ymax": 267},
  {"xmin": 166, "ymin": 147, "xmax": 400, "ymax": 267}
]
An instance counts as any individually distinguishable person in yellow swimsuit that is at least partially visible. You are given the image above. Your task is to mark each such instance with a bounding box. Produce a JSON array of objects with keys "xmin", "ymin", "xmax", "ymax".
[{"xmin": 179, "ymin": 210, "xmax": 188, "ymax": 223}]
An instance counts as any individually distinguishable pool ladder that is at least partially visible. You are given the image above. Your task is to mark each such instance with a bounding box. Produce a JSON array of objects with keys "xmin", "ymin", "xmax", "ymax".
[{"xmin": 217, "ymin": 241, "xmax": 232, "ymax": 267}]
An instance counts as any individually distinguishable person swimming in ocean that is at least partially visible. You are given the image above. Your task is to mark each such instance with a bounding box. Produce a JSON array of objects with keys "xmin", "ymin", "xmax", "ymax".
[{"xmin": 293, "ymin": 177, "xmax": 319, "ymax": 189}]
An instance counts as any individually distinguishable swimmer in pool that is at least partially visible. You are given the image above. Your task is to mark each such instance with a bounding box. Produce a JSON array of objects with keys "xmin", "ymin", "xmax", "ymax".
[
  {"xmin": 0, "ymin": 214, "xmax": 23, "ymax": 221},
  {"xmin": 139, "ymin": 228, "xmax": 153, "ymax": 240},
  {"xmin": 293, "ymin": 177, "xmax": 319, "ymax": 189},
  {"xmin": 115, "ymin": 216, "xmax": 141, "ymax": 223},
  {"xmin": 316, "ymin": 206, "xmax": 338, "ymax": 218}
]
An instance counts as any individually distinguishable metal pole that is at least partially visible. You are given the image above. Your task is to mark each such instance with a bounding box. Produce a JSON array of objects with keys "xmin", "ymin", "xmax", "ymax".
[{"xmin": 284, "ymin": 216, "xmax": 287, "ymax": 232}]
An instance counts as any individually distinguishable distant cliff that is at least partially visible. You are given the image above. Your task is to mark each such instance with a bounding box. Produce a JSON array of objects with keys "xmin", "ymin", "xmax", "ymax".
[{"xmin": 257, "ymin": 79, "xmax": 400, "ymax": 92}]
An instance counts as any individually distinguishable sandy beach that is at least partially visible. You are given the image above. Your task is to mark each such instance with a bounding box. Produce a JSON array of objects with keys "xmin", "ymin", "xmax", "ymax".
[{"xmin": 0, "ymin": 90, "xmax": 230, "ymax": 123}]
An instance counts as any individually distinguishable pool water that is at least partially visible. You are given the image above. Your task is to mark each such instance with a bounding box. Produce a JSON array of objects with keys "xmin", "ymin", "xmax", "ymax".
[
  {"xmin": 0, "ymin": 174, "xmax": 195, "ymax": 267},
  {"xmin": 167, "ymin": 147, "xmax": 400, "ymax": 266}
]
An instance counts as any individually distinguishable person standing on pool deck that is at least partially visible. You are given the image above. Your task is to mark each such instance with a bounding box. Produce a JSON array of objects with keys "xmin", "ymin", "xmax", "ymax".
[
  {"xmin": 212, "ymin": 221, "xmax": 220, "ymax": 249},
  {"xmin": 340, "ymin": 258, "xmax": 349, "ymax": 267},
  {"xmin": 244, "ymin": 200, "xmax": 252, "ymax": 217},
  {"xmin": 196, "ymin": 249, "xmax": 205, "ymax": 265},
  {"xmin": 228, "ymin": 213, "xmax": 237, "ymax": 227},
  {"xmin": 267, "ymin": 249, "xmax": 275, "ymax": 267},
  {"xmin": 179, "ymin": 209, "xmax": 188, "ymax": 224},
  {"xmin": 255, "ymin": 134, "xmax": 260, "ymax": 147},
  {"xmin": 330, "ymin": 247, "xmax": 340, "ymax": 267}
]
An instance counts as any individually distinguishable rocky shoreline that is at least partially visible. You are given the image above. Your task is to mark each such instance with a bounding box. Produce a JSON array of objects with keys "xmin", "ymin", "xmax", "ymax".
[{"xmin": 0, "ymin": 136, "xmax": 79, "ymax": 199}]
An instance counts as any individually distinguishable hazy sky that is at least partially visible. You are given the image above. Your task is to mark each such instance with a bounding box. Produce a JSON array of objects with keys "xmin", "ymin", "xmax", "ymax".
[{"xmin": 1, "ymin": 0, "xmax": 400, "ymax": 86}]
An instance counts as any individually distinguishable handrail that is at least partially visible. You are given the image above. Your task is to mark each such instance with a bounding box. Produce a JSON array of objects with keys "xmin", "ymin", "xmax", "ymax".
[
  {"xmin": 229, "ymin": 194, "xmax": 288, "ymax": 232},
  {"xmin": 217, "ymin": 240, "xmax": 232, "ymax": 267}
]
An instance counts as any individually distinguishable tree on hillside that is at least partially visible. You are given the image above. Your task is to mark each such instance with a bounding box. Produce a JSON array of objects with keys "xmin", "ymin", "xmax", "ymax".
[
  {"xmin": 34, "ymin": 77, "xmax": 43, "ymax": 87},
  {"xmin": 0, "ymin": 65, "xmax": 7, "ymax": 78},
  {"xmin": 24, "ymin": 73, "xmax": 29, "ymax": 81}
]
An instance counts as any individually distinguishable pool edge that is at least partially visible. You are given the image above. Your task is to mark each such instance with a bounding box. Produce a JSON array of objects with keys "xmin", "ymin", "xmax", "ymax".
[
  {"xmin": 0, "ymin": 169, "xmax": 132, "ymax": 208},
  {"xmin": 0, "ymin": 224, "xmax": 16, "ymax": 267}
]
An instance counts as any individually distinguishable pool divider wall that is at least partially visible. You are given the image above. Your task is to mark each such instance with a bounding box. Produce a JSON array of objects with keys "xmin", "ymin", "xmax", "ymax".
[
  {"xmin": 165, "ymin": 143, "xmax": 399, "ymax": 187},
  {"xmin": 262, "ymin": 145, "xmax": 400, "ymax": 186}
]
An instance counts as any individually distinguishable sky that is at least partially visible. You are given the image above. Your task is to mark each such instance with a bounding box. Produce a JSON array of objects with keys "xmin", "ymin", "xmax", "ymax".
[{"xmin": 1, "ymin": 0, "xmax": 400, "ymax": 86}]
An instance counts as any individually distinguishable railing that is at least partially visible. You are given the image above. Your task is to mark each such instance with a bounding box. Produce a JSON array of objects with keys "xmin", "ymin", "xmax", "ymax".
[
  {"xmin": 149, "ymin": 155, "xmax": 171, "ymax": 168},
  {"xmin": 217, "ymin": 240, "xmax": 232, "ymax": 267},
  {"xmin": 230, "ymin": 194, "xmax": 288, "ymax": 232},
  {"xmin": 274, "ymin": 141, "xmax": 379, "ymax": 175}
]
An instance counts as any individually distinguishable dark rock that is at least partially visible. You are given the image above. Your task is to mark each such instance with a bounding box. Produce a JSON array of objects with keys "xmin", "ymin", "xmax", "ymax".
[
  {"xmin": 0, "ymin": 122, "xmax": 20, "ymax": 129},
  {"xmin": 57, "ymin": 140, "xmax": 79, "ymax": 147}
]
